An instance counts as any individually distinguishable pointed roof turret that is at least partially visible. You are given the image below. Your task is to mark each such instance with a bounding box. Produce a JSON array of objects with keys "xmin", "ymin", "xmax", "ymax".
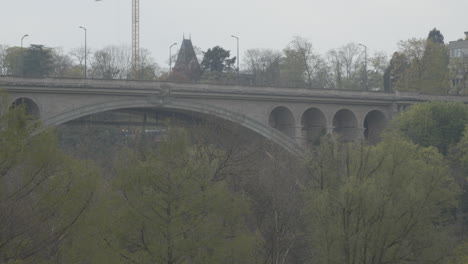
[{"xmin": 172, "ymin": 38, "xmax": 201, "ymax": 81}]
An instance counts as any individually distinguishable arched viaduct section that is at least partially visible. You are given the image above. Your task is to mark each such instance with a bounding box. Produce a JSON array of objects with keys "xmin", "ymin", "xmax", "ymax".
[
  {"xmin": 2, "ymin": 76, "xmax": 468, "ymax": 155},
  {"xmin": 4, "ymin": 92, "xmax": 305, "ymax": 155}
]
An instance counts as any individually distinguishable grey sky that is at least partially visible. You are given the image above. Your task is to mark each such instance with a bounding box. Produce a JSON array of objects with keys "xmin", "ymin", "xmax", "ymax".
[{"xmin": 2, "ymin": 0, "xmax": 467, "ymax": 68}]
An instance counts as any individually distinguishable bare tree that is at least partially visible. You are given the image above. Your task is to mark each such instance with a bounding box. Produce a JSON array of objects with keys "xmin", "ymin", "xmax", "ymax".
[
  {"xmin": 243, "ymin": 48, "xmax": 282, "ymax": 86},
  {"xmin": 0, "ymin": 45, "xmax": 8, "ymax": 75},
  {"xmin": 280, "ymin": 36, "xmax": 331, "ymax": 88},
  {"xmin": 90, "ymin": 45, "xmax": 132, "ymax": 79},
  {"xmin": 327, "ymin": 43, "xmax": 364, "ymax": 89},
  {"xmin": 51, "ymin": 48, "xmax": 78, "ymax": 77},
  {"xmin": 128, "ymin": 48, "xmax": 161, "ymax": 80}
]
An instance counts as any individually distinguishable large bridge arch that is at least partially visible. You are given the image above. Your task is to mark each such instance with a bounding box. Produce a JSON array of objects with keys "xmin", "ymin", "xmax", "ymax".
[{"xmin": 42, "ymin": 98, "xmax": 304, "ymax": 156}]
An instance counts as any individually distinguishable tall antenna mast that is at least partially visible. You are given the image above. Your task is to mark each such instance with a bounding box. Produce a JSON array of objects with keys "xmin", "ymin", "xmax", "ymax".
[{"xmin": 132, "ymin": 0, "xmax": 140, "ymax": 71}]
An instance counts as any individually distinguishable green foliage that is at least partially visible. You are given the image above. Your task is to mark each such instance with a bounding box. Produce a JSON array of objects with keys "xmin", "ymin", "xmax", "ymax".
[
  {"xmin": 392, "ymin": 101, "xmax": 468, "ymax": 154},
  {"xmin": 420, "ymin": 41, "xmax": 450, "ymax": 93},
  {"xmin": 3, "ymin": 47, "xmax": 22, "ymax": 76},
  {"xmin": 103, "ymin": 128, "xmax": 259, "ymax": 263},
  {"xmin": 243, "ymin": 48, "xmax": 282, "ymax": 86},
  {"xmin": 455, "ymin": 126, "xmax": 468, "ymax": 169},
  {"xmin": 23, "ymin": 45, "xmax": 54, "ymax": 77},
  {"xmin": 455, "ymin": 242, "xmax": 468, "ymax": 264},
  {"xmin": 367, "ymin": 52, "xmax": 388, "ymax": 91},
  {"xmin": 304, "ymin": 135, "xmax": 458, "ymax": 264},
  {"xmin": 391, "ymin": 36, "xmax": 450, "ymax": 93},
  {"xmin": 0, "ymin": 98, "xmax": 99, "ymax": 263},
  {"xmin": 427, "ymin": 28, "xmax": 445, "ymax": 44},
  {"xmin": 201, "ymin": 46, "xmax": 236, "ymax": 73},
  {"xmin": 444, "ymin": 240, "xmax": 468, "ymax": 264},
  {"xmin": 384, "ymin": 52, "xmax": 409, "ymax": 91}
]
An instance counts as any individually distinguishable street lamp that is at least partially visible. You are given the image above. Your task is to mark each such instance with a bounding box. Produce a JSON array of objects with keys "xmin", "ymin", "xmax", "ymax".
[
  {"xmin": 169, "ymin": 42, "xmax": 177, "ymax": 79},
  {"xmin": 21, "ymin": 34, "xmax": 29, "ymax": 49},
  {"xmin": 358, "ymin": 43, "xmax": 368, "ymax": 91},
  {"xmin": 79, "ymin": 26, "xmax": 87, "ymax": 78},
  {"xmin": 231, "ymin": 35, "xmax": 239, "ymax": 84},
  {"xmin": 20, "ymin": 34, "xmax": 29, "ymax": 76}
]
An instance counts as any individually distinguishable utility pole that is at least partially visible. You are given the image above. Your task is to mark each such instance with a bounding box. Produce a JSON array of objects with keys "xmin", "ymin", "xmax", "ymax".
[
  {"xmin": 358, "ymin": 43, "xmax": 368, "ymax": 91},
  {"xmin": 20, "ymin": 34, "xmax": 29, "ymax": 76},
  {"xmin": 231, "ymin": 35, "xmax": 239, "ymax": 84},
  {"xmin": 78, "ymin": 26, "xmax": 87, "ymax": 78},
  {"xmin": 169, "ymin": 43, "xmax": 177, "ymax": 79}
]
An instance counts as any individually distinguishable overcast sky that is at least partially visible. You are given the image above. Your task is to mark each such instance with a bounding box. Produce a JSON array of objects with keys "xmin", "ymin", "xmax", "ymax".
[{"xmin": 2, "ymin": 0, "xmax": 467, "ymax": 68}]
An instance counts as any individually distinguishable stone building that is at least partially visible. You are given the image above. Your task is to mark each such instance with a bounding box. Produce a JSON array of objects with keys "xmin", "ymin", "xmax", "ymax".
[{"xmin": 448, "ymin": 32, "xmax": 468, "ymax": 94}]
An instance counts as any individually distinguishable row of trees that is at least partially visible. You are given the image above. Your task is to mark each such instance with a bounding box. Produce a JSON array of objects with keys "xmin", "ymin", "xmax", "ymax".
[
  {"xmin": 2, "ymin": 91, "xmax": 468, "ymax": 263},
  {"xmin": 384, "ymin": 29, "xmax": 451, "ymax": 93},
  {"xmin": 0, "ymin": 28, "xmax": 460, "ymax": 93},
  {"xmin": 0, "ymin": 44, "xmax": 160, "ymax": 80},
  {"xmin": 241, "ymin": 28, "xmax": 456, "ymax": 93},
  {"xmin": 242, "ymin": 37, "xmax": 382, "ymax": 90}
]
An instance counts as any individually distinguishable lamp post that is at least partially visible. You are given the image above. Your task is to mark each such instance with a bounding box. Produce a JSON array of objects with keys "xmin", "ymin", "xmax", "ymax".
[
  {"xmin": 169, "ymin": 42, "xmax": 177, "ymax": 79},
  {"xmin": 79, "ymin": 26, "xmax": 87, "ymax": 78},
  {"xmin": 20, "ymin": 34, "xmax": 29, "ymax": 76},
  {"xmin": 231, "ymin": 35, "xmax": 239, "ymax": 84},
  {"xmin": 358, "ymin": 43, "xmax": 368, "ymax": 91}
]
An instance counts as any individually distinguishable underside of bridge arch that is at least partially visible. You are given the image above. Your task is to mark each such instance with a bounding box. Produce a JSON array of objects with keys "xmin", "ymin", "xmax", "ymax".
[
  {"xmin": 42, "ymin": 99, "xmax": 304, "ymax": 156},
  {"xmin": 364, "ymin": 110, "xmax": 387, "ymax": 144},
  {"xmin": 59, "ymin": 108, "xmax": 263, "ymax": 151},
  {"xmin": 301, "ymin": 107, "xmax": 326, "ymax": 146},
  {"xmin": 268, "ymin": 106, "xmax": 296, "ymax": 139},
  {"xmin": 333, "ymin": 109, "xmax": 358, "ymax": 141},
  {"xmin": 10, "ymin": 97, "xmax": 40, "ymax": 119}
]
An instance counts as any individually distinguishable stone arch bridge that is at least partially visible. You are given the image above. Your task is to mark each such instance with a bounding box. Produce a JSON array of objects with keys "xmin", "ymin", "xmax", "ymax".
[{"xmin": 1, "ymin": 76, "xmax": 467, "ymax": 156}]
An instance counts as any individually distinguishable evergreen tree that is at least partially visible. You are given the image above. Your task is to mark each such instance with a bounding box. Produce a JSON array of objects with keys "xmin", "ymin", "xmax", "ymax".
[
  {"xmin": 427, "ymin": 28, "xmax": 445, "ymax": 44},
  {"xmin": 200, "ymin": 46, "xmax": 236, "ymax": 73},
  {"xmin": 23, "ymin": 45, "xmax": 54, "ymax": 77}
]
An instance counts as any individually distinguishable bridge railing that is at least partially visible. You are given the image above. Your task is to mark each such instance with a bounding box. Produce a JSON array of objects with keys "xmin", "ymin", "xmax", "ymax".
[{"xmin": 1, "ymin": 75, "xmax": 468, "ymax": 104}]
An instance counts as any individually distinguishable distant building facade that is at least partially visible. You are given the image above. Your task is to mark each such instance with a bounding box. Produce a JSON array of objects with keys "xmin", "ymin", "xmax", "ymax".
[
  {"xmin": 448, "ymin": 32, "xmax": 468, "ymax": 94},
  {"xmin": 171, "ymin": 38, "xmax": 202, "ymax": 81}
]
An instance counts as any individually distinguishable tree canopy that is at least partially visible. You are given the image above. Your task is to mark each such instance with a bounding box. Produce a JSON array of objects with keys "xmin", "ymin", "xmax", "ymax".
[
  {"xmin": 428, "ymin": 28, "xmax": 445, "ymax": 44},
  {"xmin": 392, "ymin": 101, "xmax": 468, "ymax": 154},
  {"xmin": 200, "ymin": 46, "xmax": 236, "ymax": 73},
  {"xmin": 304, "ymin": 135, "xmax": 458, "ymax": 264},
  {"xmin": 0, "ymin": 95, "xmax": 99, "ymax": 263}
]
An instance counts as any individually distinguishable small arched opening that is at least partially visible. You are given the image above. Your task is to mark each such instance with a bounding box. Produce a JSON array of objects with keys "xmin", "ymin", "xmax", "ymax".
[
  {"xmin": 269, "ymin": 106, "xmax": 295, "ymax": 139},
  {"xmin": 364, "ymin": 110, "xmax": 387, "ymax": 144},
  {"xmin": 333, "ymin": 109, "xmax": 358, "ymax": 141},
  {"xmin": 10, "ymin": 97, "xmax": 40, "ymax": 119},
  {"xmin": 301, "ymin": 107, "xmax": 326, "ymax": 146}
]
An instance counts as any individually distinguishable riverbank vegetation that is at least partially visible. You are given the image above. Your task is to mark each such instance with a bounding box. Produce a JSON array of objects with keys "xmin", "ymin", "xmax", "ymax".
[{"xmin": 1, "ymin": 98, "xmax": 467, "ymax": 263}]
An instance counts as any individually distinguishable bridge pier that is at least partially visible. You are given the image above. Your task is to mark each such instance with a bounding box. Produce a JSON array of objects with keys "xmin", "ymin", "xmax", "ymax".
[{"xmin": 355, "ymin": 126, "xmax": 366, "ymax": 140}]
